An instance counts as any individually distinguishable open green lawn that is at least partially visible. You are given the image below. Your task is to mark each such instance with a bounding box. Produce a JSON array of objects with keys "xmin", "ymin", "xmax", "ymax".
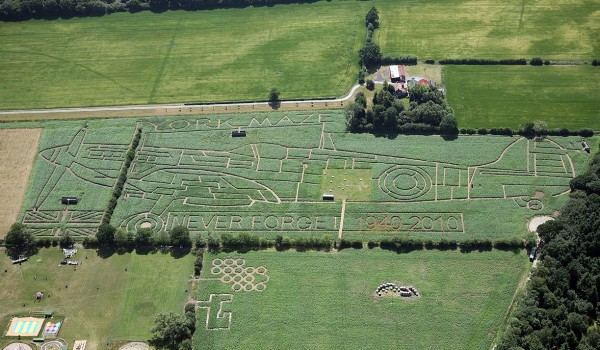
[
  {"xmin": 0, "ymin": 248, "xmax": 194, "ymax": 350},
  {"xmin": 0, "ymin": 2, "xmax": 364, "ymax": 110},
  {"xmin": 444, "ymin": 65, "xmax": 600, "ymax": 130},
  {"xmin": 377, "ymin": 0, "xmax": 600, "ymax": 60},
  {"xmin": 194, "ymin": 248, "xmax": 530, "ymax": 349},
  {"xmin": 2, "ymin": 0, "xmax": 600, "ymax": 110}
]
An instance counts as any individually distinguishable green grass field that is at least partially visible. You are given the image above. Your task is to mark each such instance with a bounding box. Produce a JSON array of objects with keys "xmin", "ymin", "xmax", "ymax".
[
  {"xmin": 444, "ymin": 65, "xmax": 600, "ymax": 130},
  {"xmin": 194, "ymin": 248, "xmax": 530, "ymax": 349},
  {"xmin": 0, "ymin": 248, "xmax": 194, "ymax": 349},
  {"xmin": 2, "ymin": 0, "xmax": 600, "ymax": 110},
  {"xmin": 0, "ymin": 2, "xmax": 364, "ymax": 110},
  {"xmin": 377, "ymin": 0, "xmax": 600, "ymax": 60}
]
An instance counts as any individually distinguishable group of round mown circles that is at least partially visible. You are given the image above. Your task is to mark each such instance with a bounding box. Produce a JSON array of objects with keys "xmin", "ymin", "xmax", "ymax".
[
  {"xmin": 211, "ymin": 258, "xmax": 269, "ymax": 292},
  {"xmin": 375, "ymin": 283, "xmax": 420, "ymax": 298}
]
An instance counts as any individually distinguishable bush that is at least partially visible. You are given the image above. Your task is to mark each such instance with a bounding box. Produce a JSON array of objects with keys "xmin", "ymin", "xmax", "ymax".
[
  {"xmin": 578, "ymin": 128, "xmax": 594, "ymax": 137},
  {"xmin": 530, "ymin": 57, "xmax": 544, "ymax": 66},
  {"xmin": 365, "ymin": 79, "xmax": 375, "ymax": 91},
  {"xmin": 592, "ymin": 59, "xmax": 599, "ymax": 66},
  {"xmin": 477, "ymin": 128, "xmax": 488, "ymax": 135},
  {"xmin": 424, "ymin": 59, "xmax": 435, "ymax": 64},
  {"xmin": 439, "ymin": 58, "xmax": 526, "ymax": 65}
]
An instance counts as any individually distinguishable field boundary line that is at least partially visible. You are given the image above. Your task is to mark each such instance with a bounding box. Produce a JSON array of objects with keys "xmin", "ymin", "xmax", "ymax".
[{"xmin": 338, "ymin": 199, "xmax": 346, "ymax": 239}]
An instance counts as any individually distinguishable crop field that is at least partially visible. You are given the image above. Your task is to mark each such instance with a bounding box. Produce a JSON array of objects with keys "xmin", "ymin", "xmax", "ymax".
[
  {"xmin": 377, "ymin": 0, "xmax": 600, "ymax": 60},
  {"xmin": 2, "ymin": 0, "xmax": 600, "ymax": 110},
  {"xmin": 445, "ymin": 65, "xmax": 600, "ymax": 130},
  {"xmin": 14, "ymin": 111, "xmax": 596, "ymax": 243},
  {"xmin": 194, "ymin": 249, "xmax": 530, "ymax": 349},
  {"xmin": 0, "ymin": 128, "xmax": 41, "ymax": 237},
  {"xmin": 0, "ymin": 248, "xmax": 194, "ymax": 350}
]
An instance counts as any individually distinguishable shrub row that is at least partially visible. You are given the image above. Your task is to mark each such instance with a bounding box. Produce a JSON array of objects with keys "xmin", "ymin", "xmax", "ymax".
[
  {"xmin": 380, "ymin": 55, "xmax": 418, "ymax": 66},
  {"xmin": 460, "ymin": 127, "xmax": 594, "ymax": 137},
  {"xmin": 438, "ymin": 58, "xmax": 527, "ymax": 65},
  {"xmin": 101, "ymin": 128, "xmax": 142, "ymax": 225}
]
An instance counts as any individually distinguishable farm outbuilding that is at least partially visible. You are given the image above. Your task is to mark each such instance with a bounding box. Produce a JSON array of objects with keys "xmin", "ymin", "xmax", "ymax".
[
  {"xmin": 232, "ymin": 130, "xmax": 247, "ymax": 137},
  {"xmin": 322, "ymin": 194, "xmax": 334, "ymax": 201},
  {"xmin": 389, "ymin": 65, "xmax": 406, "ymax": 83},
  {"xmin": 61, "ymin": 197, "xmax": 78, "ymax": 205}
]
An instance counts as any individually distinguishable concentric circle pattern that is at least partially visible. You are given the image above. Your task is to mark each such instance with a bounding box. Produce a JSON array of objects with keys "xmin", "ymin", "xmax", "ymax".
[
  {"xmin": 379, "ymin": 166, "xmax": 432, "ymax": 200},
  {"xmin": 122, "ymin": 213, "xmax": 165, "ymax": 232}
]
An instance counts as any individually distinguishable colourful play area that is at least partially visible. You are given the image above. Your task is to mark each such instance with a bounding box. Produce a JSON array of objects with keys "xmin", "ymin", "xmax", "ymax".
[{"xmin": 5, "ymin": 317, "xmax": 43, "ymax": 337}]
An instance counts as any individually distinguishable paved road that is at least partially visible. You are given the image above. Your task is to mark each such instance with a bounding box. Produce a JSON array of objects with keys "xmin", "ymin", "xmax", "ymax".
[{"xmin": 0, "ymin": 84, "xmax": 365, "ymax": 116}]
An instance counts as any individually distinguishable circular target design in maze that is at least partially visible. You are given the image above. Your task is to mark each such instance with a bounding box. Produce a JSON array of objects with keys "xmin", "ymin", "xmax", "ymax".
[
  {"xmin": 122, "ymin": 213, "xmax": 165, "ymax": 232},
  {"xmin": 379, "ymin": 166, "xmax": 432, "ymax": 200},
  {"xmin": 210, "ymin": 258, "xmax": 269, "ymax": 292}
]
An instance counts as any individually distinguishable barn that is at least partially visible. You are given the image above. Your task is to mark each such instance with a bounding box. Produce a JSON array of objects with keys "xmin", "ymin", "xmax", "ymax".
[{"xmin": 389, "ymin": 65, "xmax": 406, "ymax": 83}]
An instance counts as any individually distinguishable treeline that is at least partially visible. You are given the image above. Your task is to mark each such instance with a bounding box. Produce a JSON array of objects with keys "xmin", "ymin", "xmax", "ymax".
[
  {"xmin": 358, "ymin": 7, "xmax": 416, "ymax": 75},
  {"xmin": 346, "ymin": 82, "xmax": 459, "ymax": 135},
  {"xmin": 0, "ymin": 0, "xmax": 317, "ymax": 21},
  {"xmin": 203, "ymin": 232, "xmax": 531, "ymax": 253},
  {"xmin": 101, "ymin": 127, "xmax": 141, "ymax": 225},
  {"xmin": 497, "ymin": 144, "xmax": 600, "ymax": 349}
]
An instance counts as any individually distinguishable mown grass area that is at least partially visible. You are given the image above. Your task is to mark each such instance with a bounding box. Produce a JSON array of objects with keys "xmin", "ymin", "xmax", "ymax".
[
  {"xmin": 0, "ymin": 2, "xmax": 364, "ymax": 110},
  {"xmin": 195, "ymin": 248, "xmax": 530, "ymax": 349},
  {"xmin": 444, "ymin": 65, "xmax": 600, "ymax": 130},
  {"xmin": 377, "ymin": 0, "xmax": 600, "ymax": 60},
  {"xmin": 0, "ymin": 248, "xmax": 194, "ymax": 350}
]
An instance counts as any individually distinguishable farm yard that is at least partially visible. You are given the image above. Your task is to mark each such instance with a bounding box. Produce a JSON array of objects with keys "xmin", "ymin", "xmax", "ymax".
[
  {"xmin": 445, "ymin": 65, "xmax": 600, "ymax": 130},
  {"xmin": 194, "ymin": 249, "xmax": 530, "ymax": 349},
  {"xmin": 14, "ymin": 111, "xmax": 596, "ymax": 243}
]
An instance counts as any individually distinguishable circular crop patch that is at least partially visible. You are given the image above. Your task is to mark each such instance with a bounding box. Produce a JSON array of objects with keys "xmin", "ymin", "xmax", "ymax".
[
  {"xmin": 379, "ymin": 166, "xmax": 431, "ymax": 200},
  {"xmin": 122, "ymin": 213, "xmax": 164, "ymax": 232}
]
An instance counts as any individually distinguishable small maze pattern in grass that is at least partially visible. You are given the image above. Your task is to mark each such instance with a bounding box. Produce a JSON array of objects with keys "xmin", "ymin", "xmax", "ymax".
[{"xmin": 18, "ymin": 111, "xmax": 596, "ymax": 241}]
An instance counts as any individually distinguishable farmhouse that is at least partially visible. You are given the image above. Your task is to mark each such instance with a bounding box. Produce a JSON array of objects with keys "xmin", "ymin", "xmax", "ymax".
[{"xmin": 408, "ymin": 77, "xmax": 436, "ymax": 89}]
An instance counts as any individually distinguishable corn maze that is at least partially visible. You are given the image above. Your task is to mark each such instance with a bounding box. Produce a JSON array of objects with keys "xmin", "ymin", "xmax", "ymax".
[{"xmin": 20, "ymin": 112, "xmax": 592, "ymax": 241}]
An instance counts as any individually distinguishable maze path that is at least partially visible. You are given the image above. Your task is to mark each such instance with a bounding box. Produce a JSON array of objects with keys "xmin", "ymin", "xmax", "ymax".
[
  {"xmin": 209, "ymin": 258, "xmax": 270, "ymax": 292},
  {"xmin": 197, "ymin": 294, "xmax": 233, "ymax": 330}
]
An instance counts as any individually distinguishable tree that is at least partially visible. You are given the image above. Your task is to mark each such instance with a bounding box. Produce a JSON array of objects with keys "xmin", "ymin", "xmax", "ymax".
[
  {"xmin": 170, "ymin": 225, "xmax": 192, "ymax": 247},
  {"xmin": 150, "ymin": 312, "xmax": 194, "ymax": 350},
  {"xmin": 135, "ymin": 227, "xmax": 153, "ymax": 247},
  {"xmin": 358, "ymin": 41, "xmax": 381, "ymax": 70},
  {"xmin": 114, "ymin": 227, "xmax": 129, "ymax": 247},
  {"xmin": 5, "ymin": 223, "xmax": 36, "ymax": 258},
  {"xmin": 96, "ymin": 223, "xmax": 116, "ymax": 246},
  {"xmin": 439, "ymin": 114, "xmax": 459, "ymax": 134},
  {"xmin": 530, "ymin": 57, "xmax": 544, "ymax": 66},
  {"xmin": 354, "ymin": 91, "xmax": 367, "ymax": 108},
  {"xmin": 365, "ymin": 6, "xmax": 379, "ymax": 28},
  {"xmin": 59, "ymin": 233, "xmax": 74, "ymax": 248},
  {"xmin": 345, "ymin": 102, "xmax": 366, "ymax": 132},
  {"xmin": 269, "ymin": 87, "xmax": 280, "ymax": 103}
]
